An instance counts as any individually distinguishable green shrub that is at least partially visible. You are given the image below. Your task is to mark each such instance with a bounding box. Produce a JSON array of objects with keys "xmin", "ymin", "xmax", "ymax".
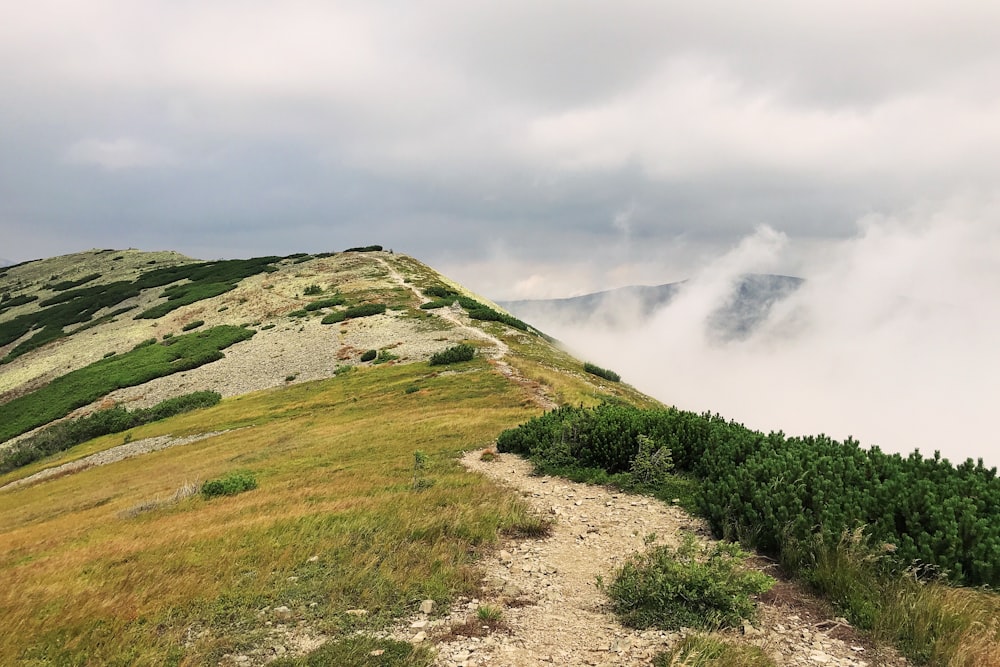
[
  {"xmin": 182, "ymin": 320, "xmax": 205, "ymax": 331},
  {"xmin": 260, "ymin": 323, "xmax": 276, "ymax": 330},
  {"xmin": 345, "ymin": 303, "xmax": 386, "ymax": 318},
  {"xmin": 102, "ymin": 351, "xmax": 116, "ymax": 358},
  {"xmin": 321, "ymin": 303, "xmax": 385, "ymax": 324},
  {"xmin": 497, "ymin": 402, "xmax": 1000, "ymax": 588},
  {"xmin": 604, "ymin": 533, "xmax": 774, "ymax": 630},
  {"xmin": 419, "ymin": 299, "xmax": 453, "ymax": 310},
  {"xmin": 630, "ymin": 434, "xmax": 674, "ymax": 487},
  {"xmin": 405, "ymin": 385, "xmax": 420, "ymax": 394},
  {"xmin": 201, "ymin": 471, "xmax": 258, "ymax": 498},
  {"xmin": 423, "ymin": 286, "xmax": 458, "ymax": 299},
  {"xmin": 0, "ymin": 326, "xmax": 251, "ymax": 444},
  {"xmin": 288, "ymin": 310, "xmax": 309, "ymax": 318},
  {"xmin": 360, "ymin": 349, "xmax": 377, "ymax": 362},
  {"xmin": 304, "ymin": 296, "xmax": 345, "ymax": 311},
  {"xmin": 45, "ymin": 273, "xmax": 101, "ymax": 291},
  {"xmin": 343, "ymin": 245, "xmax": 383, "ymax": 252},
  {"xmin": 374, "ymin": 349, "xmax": 399, "ymax": 364},
  {"xmin": 132, "ymin": 338, "xmax": 157, "ymax": 350},
  {"xmin": 303, "ymin": 284, "xmax": 322, "ymax": 295},
  {"xmin": 429, "ymin": 343, "xmax": 475, "ymax": 366},
  {"xmin": 584, "ymin": 362, "xmax": 621, "ymax": 382}
]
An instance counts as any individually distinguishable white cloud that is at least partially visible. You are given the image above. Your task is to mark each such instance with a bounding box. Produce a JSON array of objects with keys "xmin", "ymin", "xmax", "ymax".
[{"xmin": 63, "ymin": 137, "xmax": 176, "ymax": 171}]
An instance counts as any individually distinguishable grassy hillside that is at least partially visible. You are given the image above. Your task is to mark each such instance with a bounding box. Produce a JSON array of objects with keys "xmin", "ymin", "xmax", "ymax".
[{"xmin": 0, "ymin": 248, "xmax": 652, "ymax": 665}]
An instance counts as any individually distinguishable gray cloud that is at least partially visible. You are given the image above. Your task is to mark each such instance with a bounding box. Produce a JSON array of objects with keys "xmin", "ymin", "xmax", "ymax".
[
  {"xmin": 1, "ymin": 1, "xmax": 998, "ymax": 286},
  {"xmin": 523, "ymin": 201, "xmax": 1000, "ymax": 467}
]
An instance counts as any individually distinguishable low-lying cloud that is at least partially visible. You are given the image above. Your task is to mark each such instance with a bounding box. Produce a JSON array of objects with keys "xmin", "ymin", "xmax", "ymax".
[{"xmin": 524, "ymin": 200, "xmax": 1000, "ymax": 468}]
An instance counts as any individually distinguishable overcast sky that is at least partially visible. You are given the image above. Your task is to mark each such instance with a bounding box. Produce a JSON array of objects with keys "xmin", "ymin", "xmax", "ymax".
[{"xmin": 2, "ymin": 1, "xmax": 999, "ymax": 298}]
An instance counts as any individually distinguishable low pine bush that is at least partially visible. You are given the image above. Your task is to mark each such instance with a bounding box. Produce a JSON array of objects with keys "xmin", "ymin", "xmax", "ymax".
[
  {"xmin": 182, "ymin": 320, "xmax": 205, "ymax": 331},
  {"xmin": 360, "ymin": 349, "xmax": 377, "ymax": 362},
  {"xmin": 429, "ymin": 343, "xmax": 475, "ymax": 366},
  {"xmin": 603, "ymin": 533, "xmax": 774, "ymax": 631},
  {"xmin": 201, "ymin": 471, "xmax": 258, "ymax": 498},
  {"xmin": 584, "ymin": 362, "xmax": 621, "ymax": 382},
  {"xmin": 304, "ymin": 296, "xmax": 345, "ymax": 311}
]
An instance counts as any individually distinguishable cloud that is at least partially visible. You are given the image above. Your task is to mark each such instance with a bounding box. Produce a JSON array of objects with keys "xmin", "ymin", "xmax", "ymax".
[
  {"xmin": 63, "ymin": 137, "xmax": 176, "ymax": 171},
  {"xmin": 525, "ymin": 199, "xmax": 1000, "ymax": 468}
]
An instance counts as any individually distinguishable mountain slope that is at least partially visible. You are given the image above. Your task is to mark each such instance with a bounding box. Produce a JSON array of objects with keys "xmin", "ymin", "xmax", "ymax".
[{"xmin": 0, "ymin": 248, "xmax": 658, "ymax": 665}]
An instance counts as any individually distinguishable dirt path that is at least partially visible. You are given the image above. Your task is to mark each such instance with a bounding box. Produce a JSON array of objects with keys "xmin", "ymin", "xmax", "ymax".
[
  {"xmin": 375, "ymin": 256, "xmax": 557, "ymax": 410},
  {"xmin": 396, "ymin": 451, "xmax": 904, "ymax": 667}
]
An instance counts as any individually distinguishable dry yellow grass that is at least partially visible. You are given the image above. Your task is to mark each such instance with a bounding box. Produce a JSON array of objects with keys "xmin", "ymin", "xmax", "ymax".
[{"xmin": 0, "ymin": 360, "xmax": 545, "ymax": 665}]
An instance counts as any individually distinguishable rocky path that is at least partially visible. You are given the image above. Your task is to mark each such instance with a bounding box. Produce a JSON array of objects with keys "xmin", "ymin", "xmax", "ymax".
[
  {"xmin": 394, "ymin": 451, "xmax": 905, "ymax": 667},
  {"xmin": 375, "ymin": 256, "xmax": 557, "ymax": 410}
]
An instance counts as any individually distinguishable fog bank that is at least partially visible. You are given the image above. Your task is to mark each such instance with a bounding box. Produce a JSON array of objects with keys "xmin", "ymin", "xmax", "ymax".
[{"xmin": 527, "ymin": 203, "xmax": 1000, "ymax": 468}]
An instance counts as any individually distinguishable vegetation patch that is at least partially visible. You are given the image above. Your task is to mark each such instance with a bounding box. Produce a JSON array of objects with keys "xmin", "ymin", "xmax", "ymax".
[
  {"xmin": 497, "ymin": 401, "xmax": 1000, "ymax": 664},
  {"xmin": 0, "ymin": 293, "xmax": 39, "ymax": 313},
  {"xmin": 360, "ymin": 349, "xmax": 377, "ymax": 362},
  {"xmin": 0, "ymin": 392, "xmax": 222, "ymax": 474},
  {"xmin": 321, "ymin": 303, "xmax": 386, "ymax": 325},
  {"xmin": 271, "ymin": 636, "xmax": 431, "ymax": 667},
  {"xmin": 201, "ymin": 470, "xmax": 258, "ymax": 498},
  {"xmin": 653, "ymin": 634, "xmax": 775, "ymax": 667},
  {"xmin": 344, "ymin": 245, "xmax": 383, "ymax": 252},
  {"xmin": 496, "ymin": 402, "xmax": 1000, "ymax": 587},
  {"xmin": 584, "ymin": 362, "xmax": 621, "ymax": 382},
  {"xmin": 602, "ymin": 533, "xmax": 773, "ymax": 630},
  {"xmin": 304, "ymin": 296, "xmax": 346, "ymax": 311},
  {"xmin": 182, "ymin": 320, "xmax": 205, "ymax": 331},
  {"xmin": 0, "ymin": 326, "xmax": 253, "ymax": 443},
  {"xmin": 429, "ymin": 343, "xmax": 475, "ymax": 366},
  {"xmin": 45, "ymin": 272, "xmax": 102, "ymax": 291},
  {"xmin": 1, "ymin": 256, "xmax": 279, "ymax": 363}
]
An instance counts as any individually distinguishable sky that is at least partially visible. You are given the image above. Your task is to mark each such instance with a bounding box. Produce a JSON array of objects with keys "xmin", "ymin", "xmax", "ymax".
[
  {"xmin": 2, "ymin": 2, "xmax": 999, "ymax": 462},
  {"xmin": 2, "ymin": 1, "xmax": 999, "ymax": 297}
]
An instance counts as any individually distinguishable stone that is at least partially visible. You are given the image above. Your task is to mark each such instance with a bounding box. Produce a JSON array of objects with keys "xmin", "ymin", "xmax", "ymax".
[
  {"xmin": 499, "ymin": 550, "xmax": 513, "ymax": 563},
  {"xmin": 307, "ymin": 555, "xmax": 319, "ymax": 562},
  {"xmin": 419, "ymin": 599, "xmax": 435, "ymax": 614},
  {"xmin": 345, "ymin": 608, "xmax": 369, "ymax": 616},
  {"xmin": 370, "ymin": 649, "xmax": 385, "ymax": 656},
  {"xmin": 411, "ymin": 631, "xmax": 427, "ymax": 643},
  {"xmin": 273, "ymin": 606, "xmax": 292, "ymax": 621},
  {"xmin": 808, "ymin": 652, "xmax": 831, "ymax": 664},
  {"xmin": 410, "ymin": 619, "xmax": 429, "ymax": 629}
]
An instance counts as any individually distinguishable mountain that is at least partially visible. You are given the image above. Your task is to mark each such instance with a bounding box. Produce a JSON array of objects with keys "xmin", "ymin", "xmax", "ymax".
[
  {"xmin": 2, "ymin": 250, "xmax": 996, "ymax": 666},
  {"xmin": 500, "ymin": 273, "xmax": 803, "ymax": 341},
  {"xmin": 0, "ymin": 247, "xmax": 659, "ymax": 665}
]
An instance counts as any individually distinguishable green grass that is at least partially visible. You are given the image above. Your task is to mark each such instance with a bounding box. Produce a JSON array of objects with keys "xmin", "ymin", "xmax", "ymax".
[
  {"xmin": 654, "ymin": 635, "xmax": 775, "ymax": 667},
  {"xmin": 0, "ymin": 326, "xmax": 254, "ymax": 443},
  {"xmin": 0, "ymin": 359, "xmax": 546, "ymax": 665},
  {"xmin": 602, "ymin": 532, "xmax": 774, "ymax": 631}
]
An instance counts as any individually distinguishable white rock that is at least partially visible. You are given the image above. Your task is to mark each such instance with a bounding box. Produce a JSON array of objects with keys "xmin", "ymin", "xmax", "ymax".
[{"xmin": 419, "ymin": 599, "xmax": 435, "ymax": 614}]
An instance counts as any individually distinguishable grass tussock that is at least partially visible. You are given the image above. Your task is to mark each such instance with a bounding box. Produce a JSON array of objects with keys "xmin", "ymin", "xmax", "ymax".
[
  {"xmin": 806, "ymin": 530, "xmax": 1000, "ymax": 666},
  {"xmin": 654, "ymin": 634, "xmax": 775, "ymax": 667}
]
